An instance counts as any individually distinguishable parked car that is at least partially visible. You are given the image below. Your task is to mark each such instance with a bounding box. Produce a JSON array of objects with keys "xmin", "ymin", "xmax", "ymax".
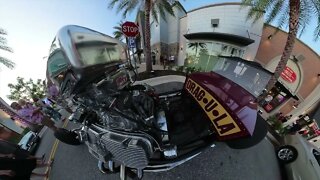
[
  {"xmin": 276, "ymin": 134, "xmax": 320, "ymax": 180},
  {"xmin": 18, "ymin": 131, "xmax": 40, "ymax": 154}
]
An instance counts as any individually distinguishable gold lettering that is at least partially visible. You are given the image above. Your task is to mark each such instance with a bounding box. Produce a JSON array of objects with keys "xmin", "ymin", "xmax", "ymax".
[
  {"xmin": 204, "ymin": 100, "xmax": 218, "ymax": 112},
  {"xmin": 197, "ymin": 90, "xmax": 205, "ymax": 101}
]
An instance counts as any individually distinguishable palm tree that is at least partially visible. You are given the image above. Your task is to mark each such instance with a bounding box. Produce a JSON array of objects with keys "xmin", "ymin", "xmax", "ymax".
[
  {"xmin": 113, "ymin": 21, "xmax": 125, "ymax": 41},
  {"xmin": 242, "ymin": 0, "xmax": 320, "ymax": 101},
  {"xmin": 0, "ymin": 27, "xmax": 15, "ymax": 69},
  {"xmin": 108, "ymin": 0, "xmax": 176, "ymax": 72},
  {"xmin": 188, "ymin": 42, "xmax": 206, "ymax": 56}
]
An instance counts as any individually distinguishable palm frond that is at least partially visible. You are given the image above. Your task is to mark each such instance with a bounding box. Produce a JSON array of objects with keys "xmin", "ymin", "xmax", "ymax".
[
  {"xmin": 113, "ymin": 31, "xmax": 124, "ymax": 40},
  {"xmin": 309, "ymin": 0, "xmax": 320, "ymax": 40},
  {"xmin": 298, "ymin": 1, "xmax": 312, "ymax": 37},
  {"xmin": 113, "ymin": 26, "xmax": 122, "ymax": 31},
  {"xmin": 151, "ymin": 6, "xmax": 159, "ymax": 23},
  {"xmin": 0, "ymin": 36, "xmax": 7, "ymax": 44},
  {"xmin": 0, "ymin": 56, "xmax": 15, "ymax": 69},
  {"xmin": 242, "ymin": 0, "xmax": 274, "ymax": 23},
  {"xmin": 265, "ymin": 0, "xmax": 285, "ymax": 24},
  {"xmin": 108, "ymin": 0, "xmax": 123, "ymax": 9},
  {"xmin": 314, "ymin": 16, "xmax": 320, "ymax": 41},
  {"xmin": 276, "ymin": 4, "xmax": 289, "ymax": 30},
  {"xmin": 0, "ymin": 44, "xmax": 13, "ymax": 52},
  {"xmin": 116, "ymin": 0, "xmax": 130, "ymax": 15},
  {"xmin": 122, "ymin": 0, "xmax": 139, "ymax": 18},
  {"xmin": 159, "ymin": 0, "xmax": 175, "ymax": 17},
  {"xmin": 0, "ymin": 28, "xmax": 7, "ymax": 35},
  {"xmin": 157, "ymin": 4, "xmax": 167, "ymax": 22}
]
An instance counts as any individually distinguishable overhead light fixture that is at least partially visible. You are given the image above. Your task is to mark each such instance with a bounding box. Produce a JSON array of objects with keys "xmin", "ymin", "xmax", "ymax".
[
  {"xmin": 318, "ymin": 73, "xmax": 320, "ymax": 77},
  {"xmin": 267, "ymin": 35, "xmax": 273, "ymax": 40}
]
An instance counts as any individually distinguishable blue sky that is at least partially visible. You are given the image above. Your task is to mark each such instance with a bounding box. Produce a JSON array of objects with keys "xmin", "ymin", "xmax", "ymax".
[{"xmin": 0, "ymin": 0, "xmax": 319, "ymax": 103}]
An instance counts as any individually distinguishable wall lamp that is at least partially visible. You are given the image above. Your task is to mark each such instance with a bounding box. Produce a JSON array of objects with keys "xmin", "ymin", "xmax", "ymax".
[
  {"xmin": 318, "ymin": 73, "xmax": 320, "ymax": 77},
  {"xmin": 267, "ymin": 35, "xmax": 273, "ymax": 40}
]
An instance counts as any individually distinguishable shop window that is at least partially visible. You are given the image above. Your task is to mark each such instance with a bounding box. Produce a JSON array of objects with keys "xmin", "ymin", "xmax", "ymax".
[
  {"xmin": 262, "ymin": 83, "xmax": 290, "ymax": 112},
  {"xmin": 186, "ymin": 41, "xmax": 245, "ymax": 71}
]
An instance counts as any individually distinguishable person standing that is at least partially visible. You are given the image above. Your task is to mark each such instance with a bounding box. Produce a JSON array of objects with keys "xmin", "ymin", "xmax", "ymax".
[
  {"xmin": 11, "ymin": 101, "xmax": 58, "ymax": 132},
  {"xmin": 152, "ymin": 52, "xmax": 156, "ymax": 65},
  {"xmin": 0, "ymin": 153, "xmax": 52, "ymax": 179},
  {"xmin": 160, "ymin": 55, "xmax": 164, "ymax": 66}
]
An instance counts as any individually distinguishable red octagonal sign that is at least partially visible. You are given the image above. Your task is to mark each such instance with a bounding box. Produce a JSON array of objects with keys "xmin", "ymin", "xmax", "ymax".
[{"xmin": 121, "ymin": 21, "xmax": 139, "ymax": 38}]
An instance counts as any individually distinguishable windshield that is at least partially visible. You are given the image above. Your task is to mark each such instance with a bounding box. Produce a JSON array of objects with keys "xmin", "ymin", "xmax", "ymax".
[
  {"xmin": 75, "ymin": 41, "xmax": 121, "ymax": 66},
  {"xmin": 47, "ymin": 50, "xmax": 68, "ymax": 77},
  {"xmin": 211, "ymin": 57, "xmax": 272, "ymax": 97}
]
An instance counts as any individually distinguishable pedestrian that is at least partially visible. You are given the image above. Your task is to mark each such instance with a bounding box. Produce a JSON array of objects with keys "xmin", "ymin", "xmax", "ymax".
[
  {"xmin": 289, "ymin": 121, "xmax": 302, "ymax": 134},
  {"xmin": 152, "ymin": 52, "xmax": 156, "ymax": 65},
  {"xmin": 0, "ymin": 153, "xmax": 52, "ymax": 179},
  {"xmin": 276, "ymin": 112, "xmax": 286, "ymax": 123},
  {"xmin": 47, "ymin": 84, "xmax": 73, "ymax": 114},
  {"xmin": 0, "ymin": 139, "xmax": 45, "ymax": 160},
  {"xmin": 160, "ymin": 55, "xmax": 164, "ymax": 66},
  {"xmin": 11, "ymin": 101, "xmax": 58, "ymax": 132},
  {"xmin": 33, "ymin": 97, "xmax": 63, "ymax": 122},
  {"xmin": 163, "ymin": 55, "xmax": 167, "ymax": 70}
]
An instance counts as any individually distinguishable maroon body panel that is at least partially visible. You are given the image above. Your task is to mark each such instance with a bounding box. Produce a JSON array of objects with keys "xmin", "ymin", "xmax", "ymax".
[{"xmin": 184, "ymin": 72, "xmax": 258, "ymax": 141}]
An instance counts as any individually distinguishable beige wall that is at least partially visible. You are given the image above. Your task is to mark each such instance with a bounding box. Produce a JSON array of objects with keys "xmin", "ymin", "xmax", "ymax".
[{"xmin": 256, "ymin": 25, "xmax": 320, "ymax": 116}]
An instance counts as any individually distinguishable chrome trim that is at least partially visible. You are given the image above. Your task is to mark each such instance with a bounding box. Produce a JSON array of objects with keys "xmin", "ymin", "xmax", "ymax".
[{"xmin": 144, "ymin": 153, "xmax": 201, "ymax": 172}]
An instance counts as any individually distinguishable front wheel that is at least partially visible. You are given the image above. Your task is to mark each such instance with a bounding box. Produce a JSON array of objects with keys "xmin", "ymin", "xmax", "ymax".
[
  {"xmin": 276, "ymin": 145, "xmax": 298, "ymax": 164},
  {"xmin": 54, "ymin": 128, "xmax": 81, "ymax": 145}
]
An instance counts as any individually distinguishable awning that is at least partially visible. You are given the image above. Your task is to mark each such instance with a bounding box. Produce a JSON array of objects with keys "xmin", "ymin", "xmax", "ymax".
[
  {"xmin": 184, "ymin": 32, "xmax": 255, "ymax": 46},
  {"xmin": 275, "ymin": 82, "xmax": 299, "ymax": 101}
]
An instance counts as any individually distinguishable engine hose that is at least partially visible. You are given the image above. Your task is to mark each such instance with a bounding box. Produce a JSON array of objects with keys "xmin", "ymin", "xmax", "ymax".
[{"xmin": 111, "ymin": 108, "xmax": 168, "ymax": 133}]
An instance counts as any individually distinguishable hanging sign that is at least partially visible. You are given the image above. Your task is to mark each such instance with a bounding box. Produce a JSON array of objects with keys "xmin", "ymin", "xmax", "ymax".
[{"xmin": 281, "ymin": 66, "xmax": 297, "ymax": 83}]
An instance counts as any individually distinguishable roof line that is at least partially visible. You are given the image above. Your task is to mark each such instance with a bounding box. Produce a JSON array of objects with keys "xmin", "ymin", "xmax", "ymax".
[
  {"xmin": 188, "ymin": 2, "xmax": 245, "ymax": 13},
  {"xmin": 172, "ymin": 1, "xmax": 187, "ymax": 14},
  {"xmin": 265, "ymin": 24, "xmax": 320, "ymax": 59}
]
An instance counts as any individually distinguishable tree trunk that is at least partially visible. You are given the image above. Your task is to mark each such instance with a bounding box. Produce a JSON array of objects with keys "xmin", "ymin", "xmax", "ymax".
[
  {"xmin": 144, "ymin": 0, "xmax": 153, "ymax": 72},
  {"xmin": 257, "ymin": 0, "xmax": 300, "ymax": 103}
]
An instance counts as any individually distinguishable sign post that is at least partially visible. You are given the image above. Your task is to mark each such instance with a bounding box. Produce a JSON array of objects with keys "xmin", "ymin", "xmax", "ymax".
[{"xmin": 121, "ymin": 21, "xmax": 139, "ymax": 73}]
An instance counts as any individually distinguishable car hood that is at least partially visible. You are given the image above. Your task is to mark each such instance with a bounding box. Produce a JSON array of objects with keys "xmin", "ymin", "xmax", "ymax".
[{"xmin": 184, "ymin": 72, "xmax": 257, "ymax": 140}]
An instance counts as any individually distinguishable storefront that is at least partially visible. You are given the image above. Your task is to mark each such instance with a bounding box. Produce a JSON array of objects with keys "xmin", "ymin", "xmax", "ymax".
[
  {"xmin": 185, "ymin": 40, "xmax": 247, "ymax": 71},
  {"xmin": 179, "ymin": 3, "xmax": 263, "ymax": 66},
  {"xmin": 255, "ymin": 24, "xmax": 320, "ymax": 123}
]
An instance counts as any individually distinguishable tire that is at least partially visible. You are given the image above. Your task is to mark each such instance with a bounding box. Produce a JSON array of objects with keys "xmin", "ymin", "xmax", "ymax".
[
  {"xmin": 276, "ymin": 145, "xmax": 298, "ymax": 164},
  {"xmin": 54, "ymin": 128, "xmax": 81, "ymax": 145},
  {"xmin": 226, "ymin": 115, "xmax": 268, "ymax": 149}
]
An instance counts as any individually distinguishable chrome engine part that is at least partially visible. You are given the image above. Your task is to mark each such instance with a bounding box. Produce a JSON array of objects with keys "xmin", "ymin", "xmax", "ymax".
[{"xmin": 85, "ymin": 124, "xmax": 154, "ymax": 169}]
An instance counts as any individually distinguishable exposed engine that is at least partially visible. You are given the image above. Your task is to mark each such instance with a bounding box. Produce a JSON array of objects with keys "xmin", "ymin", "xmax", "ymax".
[{"xmin": 69, "ymin": 69, "xmax": 168, "ymax": 170}]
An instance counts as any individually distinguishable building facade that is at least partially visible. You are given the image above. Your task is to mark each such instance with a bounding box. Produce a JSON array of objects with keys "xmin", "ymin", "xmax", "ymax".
[
  {"xmin": 179, "ymin": 2, "xmax": 264, "ymax": 69},
  {"xmin": 255, "ymin": 25, "xmax": 320, "ymax": 125},
  {"xmin": 136, "ymin": 2, "xmax": 320, "ymax": 128},
  {"xmin": 148, "ymin": 1, "xmax": 187, "ymax": 64},
  {"xmin": 136, "ymin": 2, "xmax": 264, "ymax": 68}
]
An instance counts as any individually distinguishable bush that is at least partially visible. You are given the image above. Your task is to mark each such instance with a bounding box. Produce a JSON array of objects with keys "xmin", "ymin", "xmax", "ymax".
[
  {"xmin": 176, "ymin": 66, "xmax": 185, "ymax": 72},
  {"xmin": 267, "ymin": 115, "xmax": 287, "ymax": 136}
]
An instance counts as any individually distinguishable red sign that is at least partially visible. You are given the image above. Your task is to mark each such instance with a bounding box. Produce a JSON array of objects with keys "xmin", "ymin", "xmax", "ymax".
[
  {"xmin": 281, "ymin": 66, "xmax": 296, "ymax": 83},
  {"xmin": 121, "ymin": 21, "xmax": 139, "ymax": 37}
]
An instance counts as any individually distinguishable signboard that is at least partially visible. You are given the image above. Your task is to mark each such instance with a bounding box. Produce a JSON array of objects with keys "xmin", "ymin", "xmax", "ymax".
[
  {"xmin": 184, "ymin": 78, "xmax": 242, "ymax": 137},
  {"xmin": 281, "ymin": 66, "xmax": 297, "ymax": 83},
  {"xmin": 121, "ymin": 21, "xmax": 139, "ymax": 38},
  {"xmin": 128, "ymin": 37, "xmax": 136, "ymax": 48}
]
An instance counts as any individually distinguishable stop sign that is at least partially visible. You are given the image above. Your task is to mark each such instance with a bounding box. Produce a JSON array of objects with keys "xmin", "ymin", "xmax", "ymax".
[{"xmin": 121, "ymin": 21, "xmax": 139, "ymax": 38}]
